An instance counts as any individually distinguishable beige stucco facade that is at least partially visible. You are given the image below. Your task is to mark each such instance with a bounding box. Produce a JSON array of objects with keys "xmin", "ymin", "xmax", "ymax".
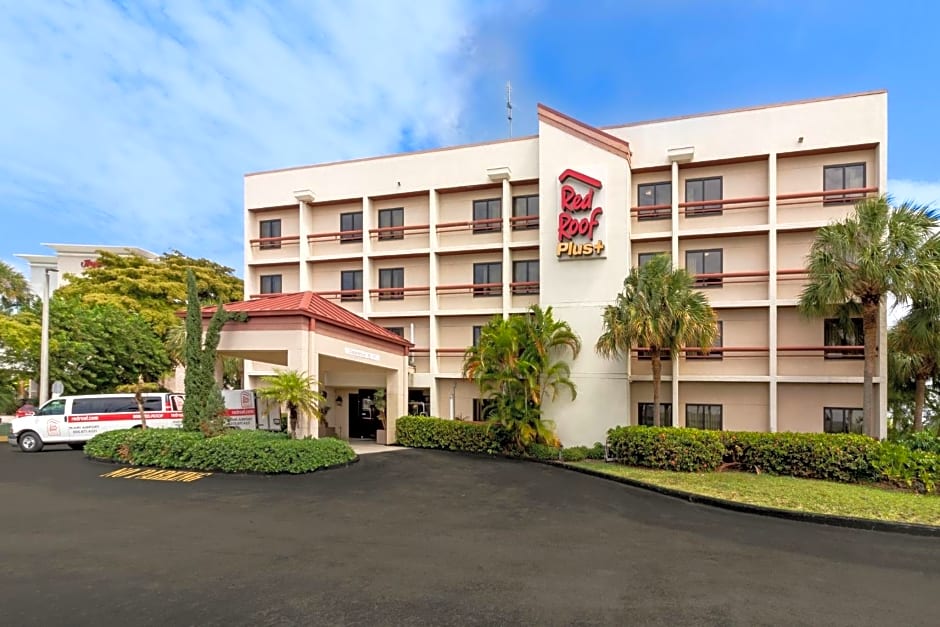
[{"xmin": 243, "ymin": 90, "xmax": 889, "ymax": 444}]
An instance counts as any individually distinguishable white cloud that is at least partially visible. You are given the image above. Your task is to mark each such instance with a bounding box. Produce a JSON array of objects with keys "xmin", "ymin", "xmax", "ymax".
[
  {"xmin": 0, "ymin": 1, "xmax": 495, "ymax": 272},
  {"xmin": 888, "ymin": 179, "xmax": 940, "ymax": 208}
]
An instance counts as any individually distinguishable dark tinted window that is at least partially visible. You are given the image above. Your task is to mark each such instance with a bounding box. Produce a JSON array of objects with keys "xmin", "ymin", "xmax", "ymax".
[
  {"xmin": 823, "ymin": 163, "xmax": 866, "ymax": 204},
  {"xmin": 637, "ymin": 182, "xmax": 671, "ymax": 220},
  {"xmin": 472, "ymin": 198, "xmax": 501, "ymax": 233},
  {"xmin": 340, "ymin": 212, "xmax": 363, "ymax": 243},
  {"xmin": 686, "ymin": 249, "xmax": 723, "ymax": 287},
  {"xmin": 685, "ymin": 177, "xmax": 723, "ymax": 216},
  {"xmin": 512, "ymin": 195, "xmax": 539, "ymax": 230},
  {"xmin": 824, "ymin": 407, "xmax": 864, "ymax": 434},
  {"xmin": 260, "ymin": 274, "xmax": 282, "ymax": 294},
  {"xmin": 473, "ymin": 262, "xmax": 502, "ymax": 297},
  {"xmin": 259, "ymin": 219, "xmax": 281, "ymax": 249},
  {"xmin": 686, "ymin": 404, "xmax": 722, "ymax": 430},
  {"xmin": 512, "ymin": 260, "xmax": 539, "ymax": 294},
  {"xmin": 378, "ymin": 268, "xmax": 405, "ymax": 300},
  {"xmin": 378, "ymin": 208, "xmax": 404, "ymax": 240},
  {"xmin": 341, "ymin": 270, "xmax": 363, "ymax": 302},
  {"xmin": 824, "ymin": 318, "xmax": 863, "ymax": 359},
  {"xmin": 638, "ymin": 403, "xmax": 673, "ymax": 427}
]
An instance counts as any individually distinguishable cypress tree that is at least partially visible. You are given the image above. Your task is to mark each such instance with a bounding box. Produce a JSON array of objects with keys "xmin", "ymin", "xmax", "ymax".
[{"xmin": 182, "ymin": 270, "xmax": 205, "ymax": 431}]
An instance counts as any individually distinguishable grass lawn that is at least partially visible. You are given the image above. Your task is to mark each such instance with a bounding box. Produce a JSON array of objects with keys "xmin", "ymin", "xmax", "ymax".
[{"xmin": 570, "ymin": 461, "xmax": 940, "ymax": 527}]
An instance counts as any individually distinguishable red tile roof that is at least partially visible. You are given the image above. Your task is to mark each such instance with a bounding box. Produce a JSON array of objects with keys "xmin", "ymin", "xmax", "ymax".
[{"xmin": 201, "ymin": 292, "xmax": 412, "ymax": 348}]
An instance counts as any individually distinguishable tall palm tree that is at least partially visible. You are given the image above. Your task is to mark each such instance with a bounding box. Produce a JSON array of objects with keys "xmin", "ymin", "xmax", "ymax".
[
  {"xmin": 799, "ymin": 196, "xmax": 940, "ymax": 432},
  {"xmin": 888, "ymin": 301, "xmax": 940, "ymax": 432},
  {"xmin": 462, "ymin": 305, "xmax": 581, "ymax": 449},
  {"xmin": 596, "ymin": 254, "xmax": 717, "ymax": 427},
  {"xmin": 256, "ymin": 370, "xmax": 325, "ymax": 438}
]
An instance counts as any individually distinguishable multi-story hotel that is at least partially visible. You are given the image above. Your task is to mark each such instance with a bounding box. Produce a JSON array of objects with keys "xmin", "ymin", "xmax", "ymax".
[{"xmin": 242, "ymin": 90, "xmax": 888, "ymax": 445}]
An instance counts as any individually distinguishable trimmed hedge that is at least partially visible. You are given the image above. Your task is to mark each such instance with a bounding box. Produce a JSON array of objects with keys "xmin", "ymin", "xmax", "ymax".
[
  {"xmin": 607, "ymin": 426, "xmax": 724, "ymax": 472},
  {"xmin": 85, "ymin": 428, "xmax": 356, "ymax": 474},
  {"xmin": 605, "ymin": 426, "xmax": 940, "ymax": 492},
  {"xmin": 396, "ymin": 416, "xmax": 507, "ymax": 455},
  {"xmin": 720, "ymin": 431, "xmax": 880, "ymax": 483}
]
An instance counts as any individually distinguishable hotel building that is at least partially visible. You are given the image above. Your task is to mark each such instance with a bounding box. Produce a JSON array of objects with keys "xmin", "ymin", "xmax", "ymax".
[{"xmin": 242, "ymin": 90, "xmax": 888, "ymax": 445}]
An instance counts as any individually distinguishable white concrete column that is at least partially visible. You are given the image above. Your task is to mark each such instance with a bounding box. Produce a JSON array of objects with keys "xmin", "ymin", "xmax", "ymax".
[
  {"xmin": 384, "ymin": 362, "xmax": 408, "ymax": 445},
  {"xmin": 298, "ymin": 200, "xmax": 310, "ymax": 290},
  {"xmin": 670, "ymin": 160, "xmax": 681, "ymax": 424},
  {"xmin": 361, "ymin": 196, "xmax": 373, "ymax": 316},
  {"xmin": 768, "ymin": 153, "xmax": 778, "ymax": 432},
  {"xmin": 501, "ymin": 178, "xmax": 512, "ymax": 318},
  {"xmin": 428, "ymin": 189, "xmax": 441, "ymax": 418},
  {"xmin": 877, "ymin": 140, "xmax": 889, "ymax": 439}
]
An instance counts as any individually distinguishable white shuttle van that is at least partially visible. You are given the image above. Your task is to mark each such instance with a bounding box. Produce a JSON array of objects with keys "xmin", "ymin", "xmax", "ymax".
[{"xmin": 9, "ymin": 390, "xmax": 263, "ymax": 453}]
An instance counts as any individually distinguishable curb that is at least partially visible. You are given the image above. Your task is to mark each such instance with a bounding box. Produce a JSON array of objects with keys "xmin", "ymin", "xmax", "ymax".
[{"xmin": 556, "ymin": 462, "xmax": 940, "ymax": 538}]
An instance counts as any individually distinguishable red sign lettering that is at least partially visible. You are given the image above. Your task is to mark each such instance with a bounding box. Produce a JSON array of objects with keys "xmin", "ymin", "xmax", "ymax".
[
  {"xmin": 556, "ymin": 169, "xmax": 605, "ymax": 258},
  {"xmin": 80, "ymin": 259, "xmax": 100, "ymax": 269}
]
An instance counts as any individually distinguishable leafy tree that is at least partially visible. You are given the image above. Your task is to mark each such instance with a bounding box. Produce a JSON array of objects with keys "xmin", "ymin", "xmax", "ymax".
[
  {"xmin": 463, "ymin": 305, "xmax": 581, "ymax": 449},
  {"xmin": 0, "ymin": 260, "xmax": 33, "ymax": 313},
  {"xmin": 257, "ymin": 370, "xmax": 325, "ymax": 438},
  {"xmin": 888, "ymin": 301, "xmax": 940, "ymax": 432},
  {"xmin": 595, "ymin": 254, "xmax": 717, "ymax": 427},
  {"xmin": 55, "ymin": 250, "xmax": 243, "ymax": 338},
  {"xmin": 116, "ymin": 376, "xmax": 166, "ymax": 429},
  {"xmin": 181, "ymin": 270, "xmax": 233, "ymax": 433},
  {"xmin": 799, "ymin": 196, "xmax": 940, "ymax": 433},
  {"xmin": 166, "ymin": 318, "xmax": 242, "ymax": 388}
]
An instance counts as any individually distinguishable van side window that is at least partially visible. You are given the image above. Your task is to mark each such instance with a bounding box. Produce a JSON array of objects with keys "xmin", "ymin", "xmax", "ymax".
[
  {"xmin": 38, "ymin": 399, "xmax": 66, "ymax": 416},
  {"xmin": 101, "ymin": 397, "xmax": 138, "ymax": 413},
  {"xmin": 143, "ymin": 397, "xmax": 163, "ymax": 411},
  {"xmin": 72, "ymin": 399, "xmax": 97, "ymax": 414}
]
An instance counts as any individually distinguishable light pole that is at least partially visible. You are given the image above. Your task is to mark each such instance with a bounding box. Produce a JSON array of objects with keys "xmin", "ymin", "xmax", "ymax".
[{"xmin": 39, "ymin": 268, "xmax": 58, "ymax": 405}]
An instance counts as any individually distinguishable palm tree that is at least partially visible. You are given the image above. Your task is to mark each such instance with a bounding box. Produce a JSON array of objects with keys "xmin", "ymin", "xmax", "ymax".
[
  {"xmin": 256, "ymin": 370, "xmax": 325, "ymax": 438},
  {"xmin": 596, "ymin": 254, "xmax": 717, "ymax": 427},
  {"xmin": 799, "ymin": 196, "xmax": 940, "ymax": 433},
  {"xmin": 462, "ymin": 305, "xmax": 581, "ymax": 449},
  {"xmin": 888, "ymin": 301, "xmax": 940, "ymax": 432}
]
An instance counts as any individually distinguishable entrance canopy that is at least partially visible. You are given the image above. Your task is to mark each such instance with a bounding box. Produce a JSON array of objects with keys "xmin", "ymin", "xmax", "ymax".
[{"xmin": 200, "ymin": 292, "xmax": 412, "ymax": 442}]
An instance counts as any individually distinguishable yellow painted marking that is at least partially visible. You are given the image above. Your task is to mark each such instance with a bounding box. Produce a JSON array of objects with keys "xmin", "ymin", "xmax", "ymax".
[
  {"xmin": 100, "ymin": 467, "xmax": 212, "ymax": 482},
  {"xmin": 0, "ymin": 436, "xmax": 8, "ymax": 443}
]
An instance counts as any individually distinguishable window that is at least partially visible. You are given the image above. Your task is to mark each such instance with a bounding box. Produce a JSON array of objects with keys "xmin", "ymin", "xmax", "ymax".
[
  {"xmin": 473, "ymin": 198, "xmax": 502, "ymax": 233},
  {"xmin": 637, "ymin": 347, "xmax": 670, "ymax": 361},
  {"xmin": 512, "ymin": 260, "xmax": 539, "ymax": 294},
  {"xmin": 37, "ymin": 399, "xmax": 66, "ymax": 416},
  {"xmin": 637, "ymin": 182, "xmax": 671, "ymax": 220},
  {"xmin": 472, "ymin": 325, "xmax": 483, "ymax": 347},
  {"xmin": 638, "ymin": 252, "xmax": 667, "ymax": 267},
  {"xmin": 824, "ymin": 163, "xmax": 866, "ymax": 205},
  {"xmin": 824, "ymin": 407, "xmax": 864, "ymax": 434},
  {"xmin": 260, "ymin": 274, "xmax": 282, "ymax": 294},
  {"xmin": 142, "ymin": 397, "xmax": 163, "ymax": 412},
  {"xmin": 340, "ymin": 270, "xmax": 363, "ymax": 302},
  {"xmin": 473, "ymin": 398, "xmax": 497, "ymax": 422},
  {"xmin": 259, "ymin": 219, "xmax": 282, "ymax": 249},
  {"xmin": 685, "ymin": 176, "xmax": 723, "ymax": 217},
  {"xmin": 473, "ymin": 262, "xmax": 502, "ymax": 297},
  {"xmin": 686, "ymin": 249, "xmax": 723, "ymax": 287},
  {"xmin": 689, "ymin": 321, "xmax": 722, "ymax": 359},
  {"xmin": 340, "ymin": 212, "xmax": 363, "ymax": 243},
  {"xmin": 638, "ymin": 403, "xmax": 673, "ymax": 427},
  {"xmin": 384, "ymin": 326, "xmax": 405, "ymax": 338},
  {"xmin": 824, "ymin": 318, "xmax": 863, "ymax": 359},
  {"xmin": 686, "ymin": 404, "xmax": 722, "ymax": 430},
  {"xmin": 512, "ymin": 195, "xmax": 539, "ymax": 230},
  {"xmin": 378, "ymin": 268, "xmax": 405, "ymax": 301},
  {"xmin": 378, "ymin": 208, "xmax": 404, "ymax": 241}
]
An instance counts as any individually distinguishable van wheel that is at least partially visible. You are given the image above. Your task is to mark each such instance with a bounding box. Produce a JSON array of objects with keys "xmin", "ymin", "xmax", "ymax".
[
  {"xmin": 18, "ymin": 431, "xmax": 44, "ymax": 453},
  {"xmin": 68, "ymin": 443, "xmax": 85, "ymax": 451}
]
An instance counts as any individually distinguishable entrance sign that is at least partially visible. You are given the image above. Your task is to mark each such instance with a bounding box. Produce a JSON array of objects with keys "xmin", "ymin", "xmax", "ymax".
[
  {"xmin": 556, "ymin": 169, "xmax": 606, "ymax": 259},
  {"xmin": 345, "ymin": 347, "xmax": 380, "ymax": 362}
]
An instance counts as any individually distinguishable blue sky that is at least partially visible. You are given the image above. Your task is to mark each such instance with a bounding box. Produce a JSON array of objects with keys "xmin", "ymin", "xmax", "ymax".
[{"xmin": 2, "ymin": 1, "xmax": 938, "ymax": 277}]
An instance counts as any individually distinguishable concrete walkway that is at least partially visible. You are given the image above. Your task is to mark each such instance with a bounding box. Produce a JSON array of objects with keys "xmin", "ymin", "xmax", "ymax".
[{"xmin": 348, "ymin": 439, "xmax": 408, "ymax": 455}]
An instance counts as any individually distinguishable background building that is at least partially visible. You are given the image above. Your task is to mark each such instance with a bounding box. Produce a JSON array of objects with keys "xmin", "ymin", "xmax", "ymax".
[
  {"xmin": 15, "ymin": 243, "xmax": 158, "ymax": 295},
  {"xmin": 243, "ymin": 90, "xmax": 887, "ymax": 444}
]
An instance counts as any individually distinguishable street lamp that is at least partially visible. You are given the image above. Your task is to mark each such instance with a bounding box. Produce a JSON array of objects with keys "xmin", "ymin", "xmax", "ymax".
[{"xmin": 39, "ymin": 268, "xmax": 59, "ymax": 405}]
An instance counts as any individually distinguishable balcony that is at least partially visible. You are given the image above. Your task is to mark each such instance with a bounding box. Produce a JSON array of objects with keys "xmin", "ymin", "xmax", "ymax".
[
  {"xmin": 368, "ymin": 286, "xmax": 430, "ymax": 313},
  {"xmin": 776, "ymin": 187, "xmax": 878, "ymax": 227},
  {"xmin": 307, "ymin": 230, "xmax": 363, "ymax": 259},
  {"xmin": 248, "ymin": 235, "xmax": 301, "ymax": 262},
  {"xmin": 437, "ymin": 218, "xmax": 503, "ymax": 251},
  {"xmin": 369, "ymin": 224, "xmax": 431, "ymax": 254},
  {"xmin": 435, "ymin": 348, "xmax": 467, "ymax": 374}
]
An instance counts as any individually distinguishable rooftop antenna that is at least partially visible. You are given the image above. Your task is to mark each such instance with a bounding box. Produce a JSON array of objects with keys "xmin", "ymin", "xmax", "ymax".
[{"xmin": 506, "ymin": 81, "xmax": 513, "ymax": 138}]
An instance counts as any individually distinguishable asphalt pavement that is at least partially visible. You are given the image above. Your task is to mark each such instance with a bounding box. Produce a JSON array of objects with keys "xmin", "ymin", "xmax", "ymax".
[{"xmin": 1, "ymin": 444, "xmax": 938, "ymax": 626}]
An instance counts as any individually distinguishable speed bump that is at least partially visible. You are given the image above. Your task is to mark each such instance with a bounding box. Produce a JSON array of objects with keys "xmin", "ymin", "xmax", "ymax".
[{"xmin": 100, "ymin": 467, "xmax": 212, "ymax": 482}]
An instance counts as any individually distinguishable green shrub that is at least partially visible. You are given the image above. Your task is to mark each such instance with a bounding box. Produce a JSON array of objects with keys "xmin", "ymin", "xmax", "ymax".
[
  {"xmin": 586, "ymin": 442, "xmax": 606, "ymax": 460},
  {"xmin": 720, "ymin": 431, "xmax": 880, "ymax": 483},
  {"xmin": 85, "ymin": 428, "xmax": 356, "ymax": 474},
  {"xmin": 892, "ymin": 431, "xmax": 940, "ymax": 455},
  {"xmin": 560, "ymin": 446, "xmax": 589, "ymax": 462},
  {"xmin": 526, "ymin": 442, "xmax": 562, "ymax": 461},
  {"xmin": 872, "ymin": 443, "xmax": 940, "ymax": 493},
  {"xmin": 396, "ymin": 416, "xmax": 508, "ymax": 455},
  {"xmin": 607, "ymin": 426, "xmax": 724, "ymax": 472}
]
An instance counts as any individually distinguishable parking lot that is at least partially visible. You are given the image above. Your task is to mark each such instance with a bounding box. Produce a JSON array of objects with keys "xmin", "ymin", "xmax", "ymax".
[{"xmin": 1, "ymin": 444, "xmax": 938, "ymax": 626}]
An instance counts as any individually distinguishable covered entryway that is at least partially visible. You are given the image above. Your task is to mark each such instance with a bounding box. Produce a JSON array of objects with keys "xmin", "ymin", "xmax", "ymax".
[{"xmin": 200, "ymin": 292, "xmax": 412, "ymax": 444}]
